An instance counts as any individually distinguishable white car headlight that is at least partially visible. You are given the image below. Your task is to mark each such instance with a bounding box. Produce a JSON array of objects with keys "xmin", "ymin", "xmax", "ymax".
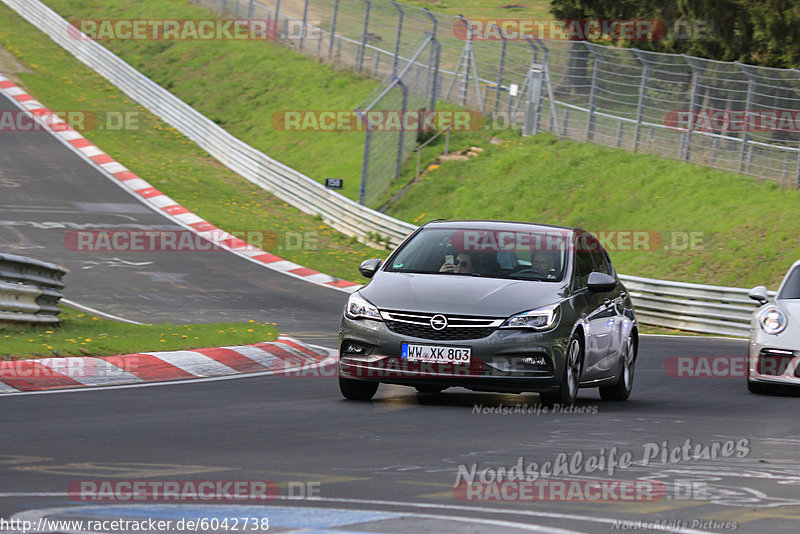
[
  {"xmin": 345, "ymin": 293, "xmax": 382, "ymax": 321},
  {"xmin": 760, "ymin": 307, "xmax": 787, "ymax": 335},
  {"xmin": 502, "ymin": 304, "xmax": 560, "ymax": 330}
]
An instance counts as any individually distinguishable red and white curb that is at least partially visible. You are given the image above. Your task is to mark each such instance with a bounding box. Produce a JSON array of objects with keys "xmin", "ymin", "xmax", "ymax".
[
  {"xmin": 0, "ymin": 335, "xmax": 333, "ymax": 393},
  {"xmin": 0, "ymin": 74, "xmax": 361, "ymax": 293}
]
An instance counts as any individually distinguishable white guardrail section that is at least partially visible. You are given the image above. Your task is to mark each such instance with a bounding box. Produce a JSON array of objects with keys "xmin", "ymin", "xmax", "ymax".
[
  {"xmin": 3, "ymin": 0, "xmax": 771, "ymax": 337},
  {"xmin": 618, "ymin": 275, "xmax": 774, "ymax": 338},
  {"xmin": 0, "ymin": 253, "xmax": 67, "ymax": 324}
]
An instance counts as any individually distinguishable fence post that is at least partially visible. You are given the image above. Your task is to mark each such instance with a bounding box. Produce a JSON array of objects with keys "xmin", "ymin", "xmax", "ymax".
[
  {"xmin": 796, "ymin": 143, "xmax": 800, "ymax": 189},
  {"xmin": 248, "ymin": 0, "xmax": 255, "ymax": 18},
  {"xmin": 423, "ymin": 10, "xmax": 440, "ymax": 113},
  {"xmin": 534, "ymin": 38, "xmax": 558, "ymax": 135},
  {"xmin": 682, "ymin": 56, "xmax": 701, "ymax": 162},
  {"xmin": 396, "ymin": 80, "xmax": 408, "ymax": 178},
  {"xmin": 391, "ymin": 0, "xmax": 404, "ymax": 77},
  {"xmin": 585, "ymin": 42, "xmax": 598, "ymax": 142},
  {"xmin": 328, "ymin": 0, "xmax": 340, "ymax": 60},
  {"xmin": 458, "ymin": 16, "xmax": 472, "ymax": 107},
  {"xmin": 494, "ymin": 24, "xmax": 507, "ymax": 114},
  {"xmin": 299, "ymin": 0, "xmax": 310, "ymax": 51},
  {"xmin": 358, "ymin": 110, "xmax": 370, "ymax": 205},
  {"xmin": 632, "ymin": 49, "xmax": 649, "ymax": 153},
  {"xmin": 357, "ymin": 0, "xmax": 372, "ymax": 73},
  {"xmin": 738, "ymin": 62, "xmax": 755, "ymax": 174}
]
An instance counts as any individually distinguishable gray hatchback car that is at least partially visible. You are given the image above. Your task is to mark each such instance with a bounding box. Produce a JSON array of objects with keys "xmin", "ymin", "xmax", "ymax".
[{"xmin": 338, "ymin": 220, "xmax": 638, "ymax": 405}]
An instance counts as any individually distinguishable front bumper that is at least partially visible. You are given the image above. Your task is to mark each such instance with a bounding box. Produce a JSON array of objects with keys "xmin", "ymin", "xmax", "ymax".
[
  {"xmin": 338, "ymin": 314, "xmax": 571, "ymax": 393},
  {"xmin": 748, "ymin": 336, "xmax": 800, "ymax": 386}
]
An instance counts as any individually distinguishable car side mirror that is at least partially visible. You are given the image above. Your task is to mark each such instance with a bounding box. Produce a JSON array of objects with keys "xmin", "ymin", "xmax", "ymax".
[
  {"xmin": 587, "ymin": 272, "xmax": 617, "ymax": 293},
  {"xmin": 358, "ymin": 258, "xmax": 383, "ymax": 279},
  {"xmin": 748, "ymin": 285, "xmax": 769, "ymax": 305}
]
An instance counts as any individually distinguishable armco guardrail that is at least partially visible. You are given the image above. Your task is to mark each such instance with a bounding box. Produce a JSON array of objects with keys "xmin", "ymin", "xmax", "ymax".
[
  {"xmin": 2, "ymin": 0, "xmax": 769, "ymax": 337},
  {"xmin": 618, "ymin": 274, "xmax": 771, "ymax": 338},
  {"xmin": 1, "ymin": 0, "xmax": 416, "ymax": 248},
  {"xmin": 0, "ymin": 253, "xmax": 67, "ymax": 324}
]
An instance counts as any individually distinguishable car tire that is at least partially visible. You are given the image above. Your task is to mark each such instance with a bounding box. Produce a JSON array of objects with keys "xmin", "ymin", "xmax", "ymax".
[
  {"xmin": 599, "ymin": 335, "xmax": 636, "ymax": 401},
  {"xmin": 747, "ymin": 380, "xmax": 772, "ymax": 394},
  {"xmin": 339, "ymin": 376, "xmax": 379, "ymax": 401},
  {"xmin": 540, "ymin": 334, "xmax": 583, "ymax": 407},
  {"xmin": 415, "ymin": 385, "xmax": 445, "ymax": 394}
]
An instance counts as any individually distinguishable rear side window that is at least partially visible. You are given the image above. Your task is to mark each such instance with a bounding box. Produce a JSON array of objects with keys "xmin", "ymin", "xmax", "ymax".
[
  {"xmin": 591, "ymin": 250, "xmax": 613, "ymax": 276},
  {"xmin": 573, "ymin": 249, "xmax": 595, "ymax": 290}
]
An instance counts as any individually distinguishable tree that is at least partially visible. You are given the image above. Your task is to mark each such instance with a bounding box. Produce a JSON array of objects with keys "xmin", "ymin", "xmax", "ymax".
[{"xmin": 549, "ymin": 0, "xmax": 800, "ymax": 68}]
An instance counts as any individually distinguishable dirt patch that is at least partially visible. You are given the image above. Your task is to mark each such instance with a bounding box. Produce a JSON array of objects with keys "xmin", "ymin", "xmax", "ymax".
[{"xmin": 0, "ymin": 46, "xmax": 32, "ymax": 83}]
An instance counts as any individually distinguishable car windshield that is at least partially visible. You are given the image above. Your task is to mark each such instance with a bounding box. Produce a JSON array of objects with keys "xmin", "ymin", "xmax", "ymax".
[
  {"xmin": 779, "ymin": 266, "xmax": 800, "ymax": 299},
  {"xmin": 385, "ymin": 227, "xmax": 568, "ymax": 281}
]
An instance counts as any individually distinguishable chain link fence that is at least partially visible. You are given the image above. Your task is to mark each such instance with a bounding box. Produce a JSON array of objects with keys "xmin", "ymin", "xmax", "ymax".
[{"xmin": 198, "ymin": 0, "xmax": 800, "ymax": 202}]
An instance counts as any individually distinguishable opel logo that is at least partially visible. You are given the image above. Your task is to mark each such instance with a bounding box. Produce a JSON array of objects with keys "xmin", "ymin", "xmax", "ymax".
[{"xmin": 430, "ymin": 314, "xmax": 448, "ymax": 330}]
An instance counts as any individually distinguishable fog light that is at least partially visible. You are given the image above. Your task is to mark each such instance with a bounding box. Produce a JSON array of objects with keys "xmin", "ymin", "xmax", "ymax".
[
  {"xmin": 342, "ymin": 341, "xmax": 372, "ymax": 356},
  {"xmin": 521, "ymin": 356, "xmax": 547, "ymax": 366}
]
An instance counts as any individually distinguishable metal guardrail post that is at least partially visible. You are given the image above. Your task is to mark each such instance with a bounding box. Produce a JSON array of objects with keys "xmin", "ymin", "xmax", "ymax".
[{"xmin": 328, "ymin": 0, "xmax": 339, "ymax": 60}]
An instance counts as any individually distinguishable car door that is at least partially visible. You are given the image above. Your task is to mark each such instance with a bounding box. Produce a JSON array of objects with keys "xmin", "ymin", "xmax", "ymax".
[
  {"xmin": 570, "ymin": 234, "xmax": 614, "ymax": 381},
  {"xmin": 590, "ymin": 248, "xmax": 626, "ymax": 377}
]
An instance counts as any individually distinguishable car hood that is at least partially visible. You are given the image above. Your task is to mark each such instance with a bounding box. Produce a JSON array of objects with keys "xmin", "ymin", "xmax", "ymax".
[{"xmin": 360, "ymin": 272, "xmax": 568, "ymax": 317}]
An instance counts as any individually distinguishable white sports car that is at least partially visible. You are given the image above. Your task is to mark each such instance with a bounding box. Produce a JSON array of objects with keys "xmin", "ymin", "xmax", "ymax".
[{"xmin": 747, "ymin": 260, "xmax": 800, "ymax": 393}]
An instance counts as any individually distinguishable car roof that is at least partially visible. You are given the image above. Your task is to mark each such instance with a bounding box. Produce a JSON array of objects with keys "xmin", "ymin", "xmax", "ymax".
[{"xmin": 420, "ymin": 219, "xmax": 581, "ymax": 234}]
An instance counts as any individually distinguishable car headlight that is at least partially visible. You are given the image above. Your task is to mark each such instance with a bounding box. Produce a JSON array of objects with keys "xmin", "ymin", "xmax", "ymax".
[
  {"xmin": 345, "ymin": 293, "xmax": 382, "ymax": 321},
  {"xmin": 501, "ymin": 304, "xmax": 560, "ymax": 330},
  {"xmin": 760, "ymin": 307, "xmax": 787, "ymax": 335}
]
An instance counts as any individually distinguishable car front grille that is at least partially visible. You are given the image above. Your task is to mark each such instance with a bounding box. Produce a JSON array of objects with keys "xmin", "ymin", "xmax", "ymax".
[{"xmin": 381, "ymin": 310, "xmax": 504, "ymax": 341}]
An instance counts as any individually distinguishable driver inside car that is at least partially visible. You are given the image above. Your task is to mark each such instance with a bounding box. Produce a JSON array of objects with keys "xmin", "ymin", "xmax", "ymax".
[{"xmin": 530, "ymin": 250, "xmax": 561, "ymax": 280}]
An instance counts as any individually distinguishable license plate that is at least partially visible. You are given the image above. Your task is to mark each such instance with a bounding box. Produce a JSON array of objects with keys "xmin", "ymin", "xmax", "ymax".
[{"xmin": 401, "ymin": 343, "xmax": 471, "ymax": 363}]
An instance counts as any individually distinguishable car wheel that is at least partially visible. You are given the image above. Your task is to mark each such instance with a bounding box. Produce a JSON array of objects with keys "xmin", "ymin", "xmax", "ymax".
[
  {"xmin": 540, "ymin": 335, "xmax": 583, "ymax": 407},
  {"xmin": 599, "ymin": 335, "xmax": 636, "ymax": 401},
  {"xmin": 339, "ymin": 376, "xmax": 379, "ymax": 401},
  {"xmin": 415, "ymin": 385, "xmax": 445, "ymax": 394}
]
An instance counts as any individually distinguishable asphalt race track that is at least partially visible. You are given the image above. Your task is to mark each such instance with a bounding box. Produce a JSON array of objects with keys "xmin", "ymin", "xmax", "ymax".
[{"xmin": 2, "ymin": 91, "xmax": 800, "ymax": 533}]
